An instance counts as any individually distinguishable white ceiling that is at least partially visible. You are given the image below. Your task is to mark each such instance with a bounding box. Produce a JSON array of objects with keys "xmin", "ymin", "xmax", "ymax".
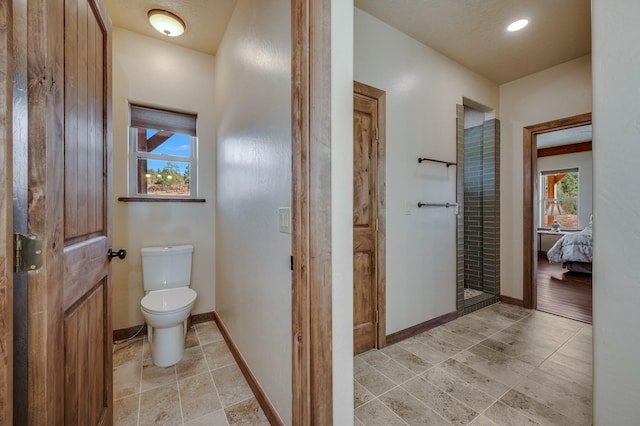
[
  {"xmin": 355, "ymin": 0, "xmax": 591, "ymax": 84},
  {"xmin": 104, "ymin": 0, "xmax": 591, "ymax": 84},
  {"xmin": 104, "ymin": 0, "xmax": 237, "ymax": 56},
  {"xmin": 537, "ymin": 125, "xmax": 592, "ymax": 149}
]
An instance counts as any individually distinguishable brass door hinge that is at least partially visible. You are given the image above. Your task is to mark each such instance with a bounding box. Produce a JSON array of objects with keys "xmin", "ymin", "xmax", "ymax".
[{"xmin": 14, "ymin": 233, "xmax": 43, "ymax": 272}]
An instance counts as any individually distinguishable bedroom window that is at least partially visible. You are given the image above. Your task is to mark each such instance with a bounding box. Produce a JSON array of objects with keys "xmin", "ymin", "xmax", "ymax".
[
  {"xmin": 540, "ymin": 169, "xmax": 579, "ymax": 229},
  {"xmin": 128, "ymin": 105, "xmax": 198, "ymax": 198}
]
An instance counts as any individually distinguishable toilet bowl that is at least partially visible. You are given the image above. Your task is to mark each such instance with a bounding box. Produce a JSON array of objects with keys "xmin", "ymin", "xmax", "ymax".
[
  {"xmin": 140, "ymin": 244, "xmax": 197, "ymax": 367},
  {"xmin": 141, "ymin": 287, "xmax": 197, "ymax": 367}
]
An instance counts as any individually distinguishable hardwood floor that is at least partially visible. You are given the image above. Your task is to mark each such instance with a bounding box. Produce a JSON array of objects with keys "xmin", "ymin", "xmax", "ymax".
[{"xmin": 537, "ymin": 253, "xmax": 592, "ymax": 323}]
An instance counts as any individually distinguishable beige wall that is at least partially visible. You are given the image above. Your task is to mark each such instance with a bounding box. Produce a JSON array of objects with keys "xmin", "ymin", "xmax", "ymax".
[
  {"xmin": 214, "ymin": 0, "xmax": 292, "ymax": 422},
  {"xmin": 499, "ymin": 55, "xmax": 592, "ymax": 300},
  {"xmin": 592, "ymin": 0, "xmax": 640, "ymax": 421},
  {"xmin": 111, "ymin": 28, "xmax": 217, "ymax": 330},
  {"xmin": 354, "ymin": 8, "xmax": 499, "ymax": 334}
]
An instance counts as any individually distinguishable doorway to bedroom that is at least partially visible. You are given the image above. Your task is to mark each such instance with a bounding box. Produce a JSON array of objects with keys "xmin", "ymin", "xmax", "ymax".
[{"xmin": 523, "ymin": 114, "xmax": 593, "ymax": 324}]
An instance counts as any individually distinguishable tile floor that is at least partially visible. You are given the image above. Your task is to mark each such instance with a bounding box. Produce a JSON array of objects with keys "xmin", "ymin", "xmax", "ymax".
[
  {"xmin": 354, "ymin": 303, "xmax": 593, "ymax": 426},
  {"xmin": 112, "ymin": 321, "xmax": 269, "ymax": 426}
]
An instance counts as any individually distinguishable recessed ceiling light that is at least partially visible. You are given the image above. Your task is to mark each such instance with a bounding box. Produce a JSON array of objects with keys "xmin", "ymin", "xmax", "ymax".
[
  {"xmin": 507, "ymin": 19, "xmax": 529, "ymax": 32},
  {"xmin": 148, "ymin": 9, "xmax": 186, "ymax": 37}
]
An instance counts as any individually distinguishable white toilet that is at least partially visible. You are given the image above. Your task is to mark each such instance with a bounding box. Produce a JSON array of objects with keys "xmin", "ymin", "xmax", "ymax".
[{"xmin": 140, "ymin": 244, "xmax": 197, "ymax": 367}]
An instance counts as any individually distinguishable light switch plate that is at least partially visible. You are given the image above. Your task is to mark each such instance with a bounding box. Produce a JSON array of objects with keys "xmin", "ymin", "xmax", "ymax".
[{"xmin": 279, "ymin": 207, "xmax": 291, "ymax": 234}]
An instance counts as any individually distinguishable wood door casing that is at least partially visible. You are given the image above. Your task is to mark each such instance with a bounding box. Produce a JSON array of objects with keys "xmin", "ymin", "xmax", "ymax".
[
  {"xmin": 353, "ymin": 81, "xmax": 386, "ymax": 355},
  {"xmin": 24, "ymin": 0, "xmax": 113, "ymax": 423},
  {"xmin": 0, "ymin": 0, "xmax": 13, "ymax": 422}
]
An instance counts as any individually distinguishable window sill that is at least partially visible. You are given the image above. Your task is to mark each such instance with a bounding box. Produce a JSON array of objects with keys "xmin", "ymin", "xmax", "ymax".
[{"xmin": 118, "ymin": 197, "xmax": 206, "ymax": 203}]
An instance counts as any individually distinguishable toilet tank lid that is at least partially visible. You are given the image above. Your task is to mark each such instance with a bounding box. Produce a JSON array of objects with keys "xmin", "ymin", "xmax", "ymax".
[{"xmin": 141, "ymin": 244, "xmax": 193, "ymax": 256}]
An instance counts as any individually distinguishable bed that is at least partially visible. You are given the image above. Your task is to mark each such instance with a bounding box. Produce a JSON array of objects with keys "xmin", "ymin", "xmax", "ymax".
[{"xmin": 546, "ymin": 224, "xmax": 593, "ymax": 273}]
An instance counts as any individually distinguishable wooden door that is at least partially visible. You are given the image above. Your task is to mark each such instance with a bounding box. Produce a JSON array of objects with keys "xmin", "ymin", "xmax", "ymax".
[
  {"xmin": 353, "ymin": 83, "xmax": 385, "ymax": 355},
  {"xmin": 22, "ymin": 0, "xmax": 113, "ymax": 423}
]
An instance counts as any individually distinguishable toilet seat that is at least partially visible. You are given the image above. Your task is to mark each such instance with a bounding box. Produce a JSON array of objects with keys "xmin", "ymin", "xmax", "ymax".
[{"xmin": 141, "ymin": 287, "xmax": 197, "ymax": 314}]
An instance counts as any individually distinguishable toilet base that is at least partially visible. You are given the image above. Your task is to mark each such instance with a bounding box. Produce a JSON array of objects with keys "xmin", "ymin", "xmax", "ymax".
[{"xmin": 148, "ymin": 321, "xmax": 186, "ymax": 367}]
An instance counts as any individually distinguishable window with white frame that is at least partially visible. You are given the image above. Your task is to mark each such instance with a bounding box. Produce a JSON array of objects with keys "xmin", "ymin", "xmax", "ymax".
[
  {"xmin": 539, "ymin": 168, "xmax": 579, "ymax": 229},
  {"xmin": 129, "ymin": 105, "xmax": 198, "ymax": 198}
]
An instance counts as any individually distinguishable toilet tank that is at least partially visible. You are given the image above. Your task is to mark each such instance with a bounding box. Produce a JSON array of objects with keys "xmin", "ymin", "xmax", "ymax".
[{"xmin": 141, "ymin": 245, "xmax": 193, "ymax": 292}]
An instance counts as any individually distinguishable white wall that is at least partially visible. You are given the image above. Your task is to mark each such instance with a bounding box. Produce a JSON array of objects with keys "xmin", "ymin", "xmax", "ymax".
[
  {"xmin": 592, "ymin": 0, "xmax": 640, "ymax": 421},
  {"xmin": 111, "ymin": 28, "xmax": 217, "ymax": 330},
  {"xmin": 354, "ymin": 9, "xmax": 499, "ymax": 334},
  {"xmin": 332, "ymin": 2, "xmax": 355, "ymax": 423},
  {"xmin": 537, "ymin": 151, "xmax": 593, "ymax": 251},
  {"xmin": 214, "ymin": 0, "xmax": 292, "ymax": 423},
  {"xmin": 499, "ymin": 55, "xmax": 592, "ymax": 300}
]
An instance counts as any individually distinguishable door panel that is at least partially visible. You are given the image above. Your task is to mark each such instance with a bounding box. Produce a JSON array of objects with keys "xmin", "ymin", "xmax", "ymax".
[
  {"xmin": 23, "ymin": 0, "xmax": 112, "ymax": 422},
  {"xmin": 353, "ymin": 94, "xmax": 378, "ymax": 355},
  {"xmin": 62, "ymin": 0, "xmax": 112, "ymax": 423}
]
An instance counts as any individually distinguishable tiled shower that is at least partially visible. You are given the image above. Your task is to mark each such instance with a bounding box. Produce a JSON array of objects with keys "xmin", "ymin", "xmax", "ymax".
[{"xmin": 456, "ymin": 104, "xmax": 500, "ymax": 315}]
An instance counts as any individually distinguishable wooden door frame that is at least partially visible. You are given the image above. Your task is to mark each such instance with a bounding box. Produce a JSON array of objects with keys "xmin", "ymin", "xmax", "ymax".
[
  {"xmin": 291, "ymin": 0, "xmax": 333, "ymax": 423},
  {"xmin": 522, "ymin": 112, "xmax": 592, "ymax": 308},
  {"xmin": 1, "ymin": 0, "xmax": 14, "ymax": 423},
  {"xmin": 354, "ymin": 81, "xmax": 386, "ymax": 349}
]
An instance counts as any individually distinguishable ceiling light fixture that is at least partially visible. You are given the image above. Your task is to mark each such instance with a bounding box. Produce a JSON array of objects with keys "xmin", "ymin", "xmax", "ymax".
[
  {"xmin": 507, "ymin": 19, "xmax": 529, "ymax": 32},
  {"xmin": 148, "ymin": 9, "xmax": 185, "ymax": 37}
]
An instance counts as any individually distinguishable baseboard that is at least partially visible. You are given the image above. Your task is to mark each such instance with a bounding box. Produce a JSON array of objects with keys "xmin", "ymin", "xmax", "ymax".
[
  {"xmin": 213, "ymin": 312, "xmax": 284, "ymax": 426},
  {"xmin": 386, "ymin": 311, "xmax": 458, "ymax": 346},
  {"xmin": 189, "ymin": 311, "xmax": 216, "ymax": 327},
  {"xmin": 113, "ymin": 324, "xmax": 147, "ymax": 342},
  {"xmin": 113, "ymin": 311, "xmax": 216, "ymax": 342},
  {"xmin": 500, "ymin": 295, "xmax": 525, "ymax": 307}
]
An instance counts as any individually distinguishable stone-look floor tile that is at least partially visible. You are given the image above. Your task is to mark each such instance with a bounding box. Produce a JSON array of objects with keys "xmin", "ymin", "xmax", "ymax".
[
  {"xmin": 483, "ymin": 303, "xmax": 532, "ymax": 320},
  {"xmin": 469, "ymin": 414, "xmax": 500, "ymax": 425},
  {"xmin": 423, "ymin": 368, "xmax": 495, "ymax": 413},
  {"xmin": 113, "ymin": 393, "xmax": 139, "ymax": 426},
  {"xmin": 500, "ymin": 389, "xmax": 577, "ymax": 425},
  {"xmin": 537, "ymin": 357, "xmax": 592, "ymax": 389},
  {"xmin": 439, "ymin": 359, "xmax": 510, "ymax": 398},
  {"xmin": 354, "ymin": 415, "xmax": 365, "ymax": 425},
  {"xmin": 113, "ymin": 338, "xmax": 144, "ymax": 368},
  {"xmin": 401, "ymin": 376, "xmax": 478, "ymax": 425},
  {"xmin": 185, "ymin": 410, "xmax": 229, "ymax": 426},
  {"xmin": 141, "ymin": 358, "xmax": 177, "ymax": 392},
  {"xmin": 142, "ymin": 338, "xmax": 152, "ymax": 361},
  {"xmin": 354, "ymin": 399, "xmax": 407, "ymax": 426},
  {"xmin": 545, "ymin": 350, "xmax": 592, "ymax": 378},
  {"xmin": 225, "ymin": 397, "xmax": 270, "ymax": 426},
  {"xmin": 379, "ymin": 387, "xmax": 450, "ymax": 425},
  {"xmin": 203, "ymin": 340, "xmax": 236, "ymax": 371},
  {"xmin": 441, "ymin": 316, "xmax": 499, "ymax": 343},
  {"xmin": 380, "ymin": 344, "xmax": 433, "ymax": 374},
  {"xmin": 453, "ymin": 345, "xmax": 532, "ymax": 388},
  {"xmin": 413, "ymin": 332, "xmax": 467, "ymax": 357},
  {"xmin": 185, "ymin": 328, "xmax": 200, "ymax": 348},
  {"xmin": 354, "ymin": 359, "xmax": 397, "ymax": 396},
  {"xmin": 212, "ymin": 364, "xmax": 254, "ymax": 408},
  {"xmin": 359, "ymin": 348, "xmax": 391, "ymax": 367},
  {"xmin": 177, "ymin": 346, "xmax": 209, "ymax": 380},
  {"xmin": 557, "ymin": 339, "xmax": 592, "ymax": 365},
  {"xmin": 113, "ymin": 361, "xmax": 141, "ymax": 400},
  {"xmin": 514, "ymin": 369, "xmax": 592, "ymax": 425},
  {"xmin": 371, "ymin": 357, "xmax": 416, "ymax": 385},
  {"xmin": 467, "ymin": 308, "xmax": 517, "ymax": 330},
  {"xmin": 396, "ymin": 338, "xmax": 449, "ymax": 365},
  {"xmin": 484, "ymin": 401, "xmax": 541, "ymax": 425},
  {"xmin": 179, "ymin": 372, "xmax": 223, "ymax": 422},
  {"xmin": 354, "ymin": 380, "xmax": 375, "ymax": 408},
  {"xmin": 479, "ymin": 332, "xmax": 560, "ymax": 367},
  {"xmin": 138, "ymin": 382, "xmax": 182, "ymax": 426},
  {"xmin": 426, "ymin": 326, "xmax": 476, "ymax": 350},
  {"xmin": 196, "ymin": 321, "xmax": 224, "ymax": 345}
]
